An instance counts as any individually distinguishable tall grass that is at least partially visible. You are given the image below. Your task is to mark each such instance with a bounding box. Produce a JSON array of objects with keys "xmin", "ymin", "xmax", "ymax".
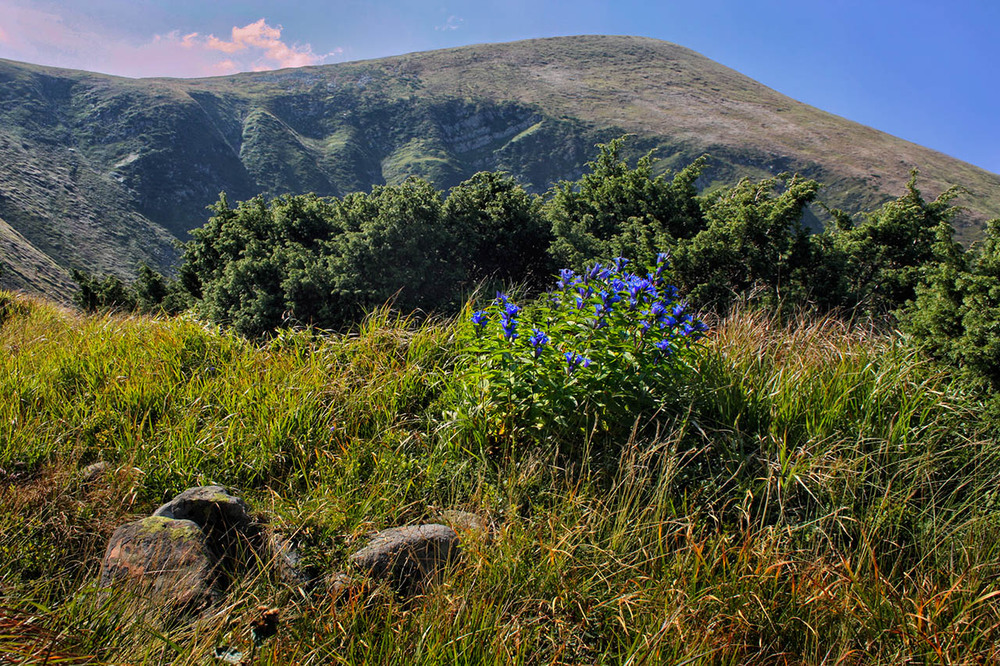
[{"xmin": 2, "ymin": 291, "xmax": 999, "ymax": 663}]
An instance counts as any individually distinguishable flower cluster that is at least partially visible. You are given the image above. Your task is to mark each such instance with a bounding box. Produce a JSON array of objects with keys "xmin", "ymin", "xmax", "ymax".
[
  {"xmin": 458, "ymin": 255, "xmax": 708, "ymax": 442},
  {"xmin": 546, "ymin": 254, "xmax": 707, "ymax": 351},
  {"xmin": 471, "ymin": 255, "xmax": 708, "ymax": 371}
]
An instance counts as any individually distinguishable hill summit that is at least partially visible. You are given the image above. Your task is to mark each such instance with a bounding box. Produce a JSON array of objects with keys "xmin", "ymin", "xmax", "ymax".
[{"xmin": 1, "ymin": 35, "xmax": 997, "ymax": 298}]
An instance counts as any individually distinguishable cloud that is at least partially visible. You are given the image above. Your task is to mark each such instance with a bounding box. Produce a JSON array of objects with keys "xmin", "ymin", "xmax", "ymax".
[
  {"xmin": 195, "ymin": 18, "xmax": 338, "ymax": 71},
  {"xmin": 435, "ymin": 16, "xmax": 464, "ymax": 31},
  {"xmin": 0, "ymin": 7, "xmax": 341, "ymax": 78}
]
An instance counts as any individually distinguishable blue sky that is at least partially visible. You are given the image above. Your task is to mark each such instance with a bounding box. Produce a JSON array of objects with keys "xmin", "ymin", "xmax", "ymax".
[{"xmin": 1, "ymin": 0, "xmax": 996, "ymax": 174}]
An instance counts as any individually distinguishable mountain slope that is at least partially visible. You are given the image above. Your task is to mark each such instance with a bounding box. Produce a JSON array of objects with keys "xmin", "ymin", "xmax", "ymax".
[{"xmin": 1, "ymin": 35, "xmax": 997, "ymax": 298}]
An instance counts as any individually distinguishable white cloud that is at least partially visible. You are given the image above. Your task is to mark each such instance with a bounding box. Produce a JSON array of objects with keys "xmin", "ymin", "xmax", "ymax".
[{"xmin": 435, "ymin": 16, "xmax": 464, "ymax": 31}]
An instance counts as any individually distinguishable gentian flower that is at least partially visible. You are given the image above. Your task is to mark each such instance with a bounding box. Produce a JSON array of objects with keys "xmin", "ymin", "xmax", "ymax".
[
  {"xmin": 655, "ymin": 253, "xmax": 670, "ymax": 277},
  {"xmin": 471, "ymin": 310, "xmax": 489, "ymax": 333},
  {"xmin": 587, "ymin": 263, "xmax": 609, "ymax": 282},
  {"xmin": 565, "ymin": 352, "xmax": 592, "ymax": 374},
  {"xmin": 626, "ymin": 278, "xmax": 648, "ymax": 308},
  {"xmin": 528, "ymin": 329, "xmax": 549, "ymax": 357},
  {"xmin": 557, "ymin": 268, "xmax": 577, "ymax": 289},
  {"xmin": 499, "ymin": 300, "xmax": 520, "ymax": 340},
  {"xmin": 655, "ymin": 339, "xmax": 673, "ymax": 357},
  {"xmin": 601, "ymin": 290, "xmax": 620, "ymax": 307}
]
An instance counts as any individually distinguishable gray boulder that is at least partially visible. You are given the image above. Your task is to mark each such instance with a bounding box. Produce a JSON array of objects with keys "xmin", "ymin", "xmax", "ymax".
[
  {"xmin": 350, "ymin": 524, "xmax": 460, "ymax": 595},
  {"xmin": 153, "ymin": 486, "xmax": 256, "ymax": 556},
  {"xmin": 99, "ymin": 516, "xmax": 219, "ymax": 610}
]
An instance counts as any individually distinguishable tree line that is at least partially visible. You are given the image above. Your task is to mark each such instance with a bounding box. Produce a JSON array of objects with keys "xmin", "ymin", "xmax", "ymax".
[{"xmin": 72, "ymin": 137, "xmax": 1000, "ymax": 393}]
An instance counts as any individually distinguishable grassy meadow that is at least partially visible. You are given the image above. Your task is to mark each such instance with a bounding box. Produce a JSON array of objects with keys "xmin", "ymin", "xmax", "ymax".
[{"xmin": 2, "ymin": 288, "xmax": 1000, "ymax": 664}]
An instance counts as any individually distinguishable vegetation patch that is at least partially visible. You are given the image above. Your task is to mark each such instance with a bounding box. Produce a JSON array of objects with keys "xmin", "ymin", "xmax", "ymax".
[{"xmin": 4, "ymin": 134, "xmax": 1000, "ymax": 662}]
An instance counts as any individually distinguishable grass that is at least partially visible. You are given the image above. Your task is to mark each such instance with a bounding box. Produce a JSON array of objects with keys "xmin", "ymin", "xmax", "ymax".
[{"xmin": 2, "ymin": 290, "xmax": 1000, "ymax": 663}]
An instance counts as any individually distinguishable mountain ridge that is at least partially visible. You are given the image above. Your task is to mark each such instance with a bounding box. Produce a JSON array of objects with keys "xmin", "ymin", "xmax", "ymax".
[{"xmin": 0, "ymin": 35, "xmax": 997, "ymax": 298}]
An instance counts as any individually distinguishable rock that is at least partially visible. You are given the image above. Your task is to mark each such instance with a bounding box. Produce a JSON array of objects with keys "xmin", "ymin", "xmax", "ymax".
[
  {"xmin": 324, "ymin": 571, "xmax": 356, "ymax": 598},
  {"xmin": 99, "ymin": 516, "xmax": 219, "ymax": 610},
  {"xmin": 153, "ymin": 486, "xmax": 256, "ymax": 555},
  {"xmin": 437, "ymin": 510, "xmax": 488, "ymax": 537},
  {"xmin": 349, "ymin": 524, "xmax": 460, "ymax": 595},
  {"xmin": 81, "ymin": 461, "xmax": 109, "ymax": 484},
  {"xmin": 263, "ymin": 530, "xmax": 309, "ymax": 585}
]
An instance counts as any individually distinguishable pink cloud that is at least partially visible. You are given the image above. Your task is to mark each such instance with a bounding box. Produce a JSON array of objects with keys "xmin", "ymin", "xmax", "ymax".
[
  {"xmin": 0, "ymin": 8, "xmax": 341, "ymax": 78},
  {"xmin": 196, "ymin": 18, "xmax": 332, "ymax": 70}
]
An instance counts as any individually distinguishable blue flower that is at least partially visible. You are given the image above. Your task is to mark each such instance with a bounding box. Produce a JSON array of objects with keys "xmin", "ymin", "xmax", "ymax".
[
  {"xmin": 501, "ymin": 319, "xmax": 518, "ymax": 341},
  {"xmin": 557, "ymin": 268, "xmax": 577, "ymax": 289},
  {"xmin": 654, "ymin": 339, "xmax": 673, "ymax": 357},
  {"xmin": 471, "ymin": 309, "xmax": 489, "ymax": 332},
  {"xmin": 680, "ymin": 318, "xmax": 709, "ymax": 342},
  {"xmin": 626, "ymin": 278, "xmax": 649, "ymax": 308},
  {"xmin": 586, "ymin": 263, "xmax": 610, "ymax": 282},
  {"xmin": 499, "ymin": 299, "xmax": 520, "ymax": 341},
  {"xmin": 528, "ymin": 329, "xmax": 549, "ymax": 357},
  {"xmin": 565, "ymin": 352, "xmax": 592, "ymax": 374},
  {"xmin": 612, "ymin": 257, "xmax": 630, "ymax": 271}
]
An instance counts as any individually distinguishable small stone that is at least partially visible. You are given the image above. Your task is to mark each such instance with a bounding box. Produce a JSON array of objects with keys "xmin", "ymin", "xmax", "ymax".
[
  {"xmin": 349, "ymin": 524, "xmax": 460, "ymax": 595},
  {"xmin": 99, "ymin": 516, "xmax": 219, "ymax": 610},
  {"xmin": 81, "ymin": 461, "xmax": 109, "ymax": 484},
  {"xmin": 324, "ymin": 571, "xmax": 356, "ymax": 597}
]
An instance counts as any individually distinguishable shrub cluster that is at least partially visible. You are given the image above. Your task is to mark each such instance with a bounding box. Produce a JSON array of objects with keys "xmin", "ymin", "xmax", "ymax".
[{"xmin": 71, "ymin": 136, "xmax": 1000, "ymax": 399}]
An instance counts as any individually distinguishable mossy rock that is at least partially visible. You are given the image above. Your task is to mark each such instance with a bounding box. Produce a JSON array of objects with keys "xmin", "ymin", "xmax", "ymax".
[
  {"xmin": 153, "ymin": 485, "xmax": 257, "ymax": 557},
  {"xmin": 99, "ymin": 516, "xmax": 219, "ymax": 610}
]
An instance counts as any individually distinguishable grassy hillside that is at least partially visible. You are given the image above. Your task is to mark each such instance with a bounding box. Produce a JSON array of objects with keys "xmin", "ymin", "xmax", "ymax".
[
  {"xmin": 1, "ymin": 36, "xmax": 999, "ymax": 298},
  {"xmin": 3, "ymin": 290, "xmax": 1000, "ymax": 663}
]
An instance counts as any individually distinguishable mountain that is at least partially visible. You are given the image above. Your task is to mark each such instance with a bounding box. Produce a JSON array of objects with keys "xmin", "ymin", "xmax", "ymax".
[{"xmin": 1, "ymin": 35, "xmax": 998, "ymax": 299}]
